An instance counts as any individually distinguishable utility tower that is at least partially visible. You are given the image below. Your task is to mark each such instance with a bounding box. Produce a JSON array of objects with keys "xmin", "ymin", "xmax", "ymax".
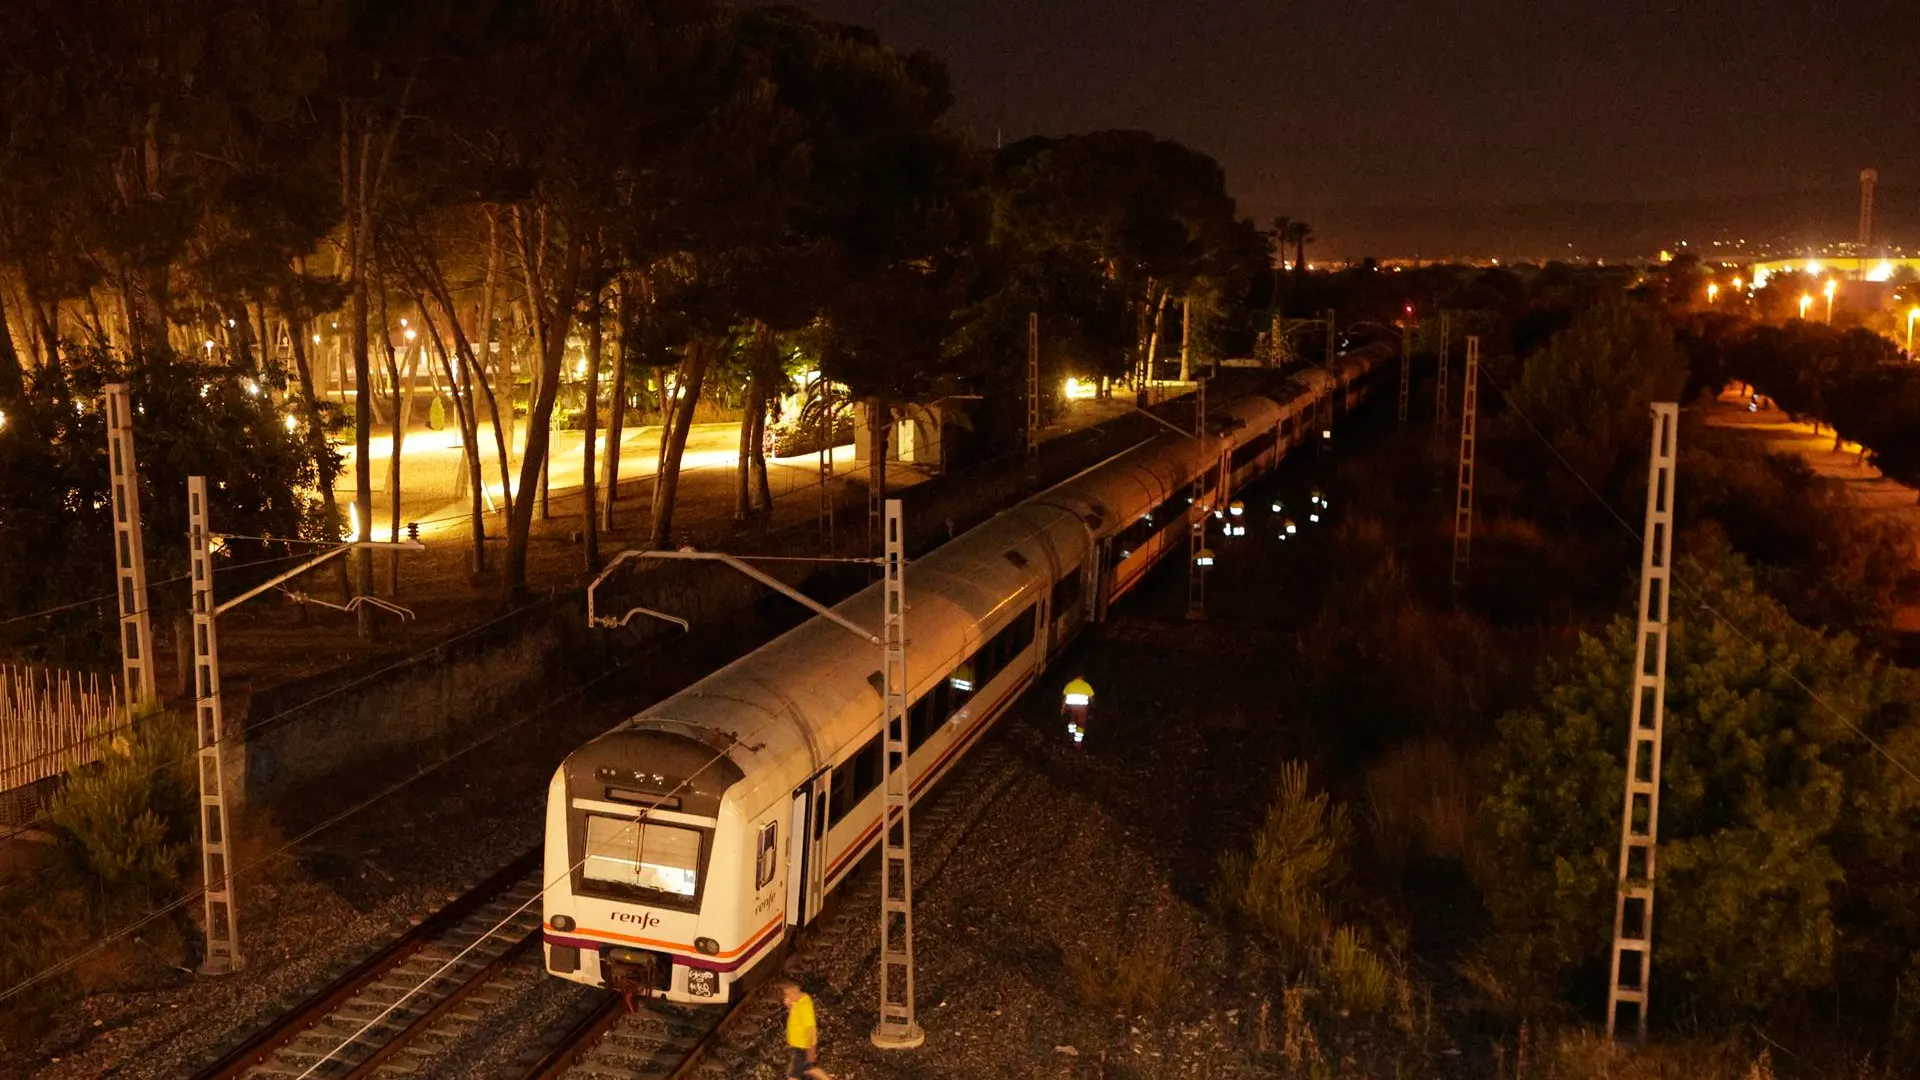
[
  {"xmin": 590, "ymin": 507, "xmax": 922, "ymax": 1049},
  {"xmin": 1434, "ymin": 313, "xmax": 1452, "ymax": 445},
  {"xmin": 186, "ymin": 479, "xmax": 423, "ymax": 976},
  {"xmin": 1324, "ymin": 309, "xmax": 1336, "ymax": 369},
  {"xmin": 1605, "ymin": 402, "xmax": 1679, "ymax": 1041},
  {"xmin": 1026, "ymin": 312, "xmax": 1040, "ymax": 458},
  {"xmin": 872, "ymin": 498, "xmax": 923, "ymax": 1048},
  {"xmin": 187, "ymin": 477, "xmax": 243, "ymax": 974},
  {"xmin": 1397, "ymin": 321, "xmax": 1412, "ymax": 429},
  {"xmin": 1186, "ymin": 377, "xmax": 1209, "ymax": 621},
  {"xmin": 105, "ymin": 384, "xmax": 157, "ymax": 708},
  {"xmin": 1450, "ymin": 337, "xmax": 1480, "ymax": 589},
  {"xmin": 1860, "ymin": 168, "xmax": 1878, "ymax": 253}
]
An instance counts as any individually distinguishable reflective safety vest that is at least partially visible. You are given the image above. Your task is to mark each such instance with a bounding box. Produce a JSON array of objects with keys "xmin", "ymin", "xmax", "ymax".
[{"xmin": 1063, "ymin": 678, "xmax": 1094, "ymax": 708}]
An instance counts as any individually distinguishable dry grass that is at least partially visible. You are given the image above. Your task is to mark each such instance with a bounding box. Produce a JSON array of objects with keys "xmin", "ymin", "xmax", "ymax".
[
  {"xmin": 1364, "ymin": 735, "xmax": 1480, "ymax": 872},
  {"xmin": 1063, "ymin": 929, "xmax": 1181, "ymax": 1015}
]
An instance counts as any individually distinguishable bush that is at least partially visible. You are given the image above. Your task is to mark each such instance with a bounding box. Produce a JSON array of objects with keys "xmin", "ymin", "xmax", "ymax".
[
  {"xmin": 1365, "ymin": 735, "xmax": 1478, "ymax": 872},
  {"xmin": 1215, "ymin": 761, "xmax": 1350, "ymax": 963},
  {"xmin": 1481, "ymin": 543, "xmax": 1918, "ymax": 1021},
  {"xmin": 44, "ymin": 710, "xmax": 197, "ymax": 912},
  {"xmin": 1327, "ymin": 925, "xmax": 1390, "ymax": 1015}
]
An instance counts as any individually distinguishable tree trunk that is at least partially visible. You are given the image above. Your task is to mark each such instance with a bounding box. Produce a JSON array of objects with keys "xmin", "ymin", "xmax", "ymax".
[
  {"xmin": 866, "ymin": 395, "xmax": 890, "ymax": 553},
  {"xmin": 504, "ymin": 228, "xmax": 582, "ymax": 600},
  {"xmin": 289, "ymin": 317, "xmax": 352, "ymax": 601},
  {"xmin": 752, "ymin": 390, "xmax": 772, "ymax": 516},
  {"xmin": 351, "ymin": 264, "xmax": 373, "ymax": 636},
  {"xmin": 750, "ymin": 325, "xmax": 774, "ymax": 515},
  {"xmin": 650, "ymin": 340, "xmax": 711, "ymax": 549},
  {"xmin": 735, "ymin": 327, "xmax": 766, "ymax": 522},
  {"xmin": 602, "ymin": 278, "xmax": 633, "ymax": 532},
  {"xmin": 581, "ymin": 279, "xmax": 603, "ymax": 572},
  {"xmin": 421, "ymin": 306, "xmax": 487, "ymax": 575},
  {"xmin": 477, "ymin": 207, "xmax": 512, "ymax": 518},
  {"xmin": 1145, "ymin": 291, "xmax": 1169, "ymax": 395},
  {"xmin": 0, "ymin": 281, "xmax": 23, "ymax": 400},
  {"xmin": 1178, "ymin": 295, "xmax": 1191, "ymax": 382}
]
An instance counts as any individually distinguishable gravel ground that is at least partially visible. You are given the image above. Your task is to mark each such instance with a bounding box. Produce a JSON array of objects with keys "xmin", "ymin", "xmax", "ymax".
[
  {"xmin": 681, "ymin": 432, "xmax": 1473, "ymax": 1080},
  {"xmin": 8, "ymin": 396, "xmax": 1440, "ymax": 1080}
]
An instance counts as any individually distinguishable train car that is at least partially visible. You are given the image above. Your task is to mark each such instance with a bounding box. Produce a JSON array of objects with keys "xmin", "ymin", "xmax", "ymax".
[{"xmin": 541, "ymin": 354, "xmax": 1381, "ymax": 1005}]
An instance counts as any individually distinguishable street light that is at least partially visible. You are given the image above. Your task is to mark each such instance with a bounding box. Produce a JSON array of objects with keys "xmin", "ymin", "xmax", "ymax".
[
  {"xmin": 1823, "ymin": 279, "xmax": 1837, "ymax": 323},
  {"xmin": 1799, "ymin": 294, "xmax": 1813, "ymax": 320},
  {"xmin": 1706, "ymin": 283, "xmax": 1720, "ymax": 304},
  {"xmin": 1907, "ymin": 306, "xmax": 1919, "ymax": 355}
]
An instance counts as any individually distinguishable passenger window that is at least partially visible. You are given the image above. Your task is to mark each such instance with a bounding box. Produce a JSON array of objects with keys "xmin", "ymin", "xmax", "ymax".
[{"xmin": 755, "ymin": 820, "xmax": 779, "ymax": 889}]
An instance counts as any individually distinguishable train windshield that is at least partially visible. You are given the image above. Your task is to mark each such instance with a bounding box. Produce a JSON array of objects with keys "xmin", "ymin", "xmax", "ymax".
[{"xmin": 582, "ymin": 816, "xmax": 702, "ymax": 897}]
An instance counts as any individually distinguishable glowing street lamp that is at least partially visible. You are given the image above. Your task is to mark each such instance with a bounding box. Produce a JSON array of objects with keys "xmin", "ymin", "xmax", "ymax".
[
  {"xmin": 1823, "ymin": 279, "xmax": 1837, "ymax": 323},
  {"xmin": 1907, "ymin": 307, "xmax": 1919, "ymax": 355},
  {"xmin": 1706, "ymin": 283, "xmax": 1720, "ymax": 304},
  {"xmin": 1798, "ymin": 294, "xmax": 1813, "ymax": 320}
]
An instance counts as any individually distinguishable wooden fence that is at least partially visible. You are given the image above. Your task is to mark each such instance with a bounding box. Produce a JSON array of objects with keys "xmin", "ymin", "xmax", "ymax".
[{"xmin": 0, "ymin": 664, "xmax": 122, "ymax": 803}]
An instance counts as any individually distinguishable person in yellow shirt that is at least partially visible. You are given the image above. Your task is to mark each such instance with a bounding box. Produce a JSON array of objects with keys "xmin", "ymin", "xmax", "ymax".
[{"xmin": 780, "ymin": 980, "xmax": 833, "ymax": 1079}]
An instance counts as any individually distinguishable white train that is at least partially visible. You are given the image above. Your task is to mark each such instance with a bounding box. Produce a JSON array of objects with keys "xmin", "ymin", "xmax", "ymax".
[{"xmin": 542, "ymin": 353, "xmax": 1382, "ymax": 1004}]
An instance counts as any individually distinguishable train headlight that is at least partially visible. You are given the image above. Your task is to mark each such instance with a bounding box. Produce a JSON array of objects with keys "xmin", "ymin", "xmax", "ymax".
[
  {"xmin": 551, "ymin": 914, "xmax": 575, "ymax": 932},
  {"xmin": 695, "ymin": 936, "xmax": 720, "ymax": 955}
]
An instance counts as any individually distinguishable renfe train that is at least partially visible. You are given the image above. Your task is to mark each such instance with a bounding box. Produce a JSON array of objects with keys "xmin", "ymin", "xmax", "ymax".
[{"xmin": 542, "ymin": 352, "xmax": 1382, "ymax": 1004}]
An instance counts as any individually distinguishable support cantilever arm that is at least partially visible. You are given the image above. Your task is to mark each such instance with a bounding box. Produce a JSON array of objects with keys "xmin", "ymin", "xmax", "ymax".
[
  {"xmin": 214, "ymin": 539, "xmax": 425, "ymax": 615},
  {"xmin": 1136, "ymin": 405, "xmax": 1200, "ymax": 440},
  {"xmin": 636, "ymin": 550, "xmax": 880, "ymax": 645}
]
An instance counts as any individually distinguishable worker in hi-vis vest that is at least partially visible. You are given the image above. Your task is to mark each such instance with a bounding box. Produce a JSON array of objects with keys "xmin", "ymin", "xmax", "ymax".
[{"xmin": 1062, "ymin": 676, "xmax": 1094, "ymax": 746}]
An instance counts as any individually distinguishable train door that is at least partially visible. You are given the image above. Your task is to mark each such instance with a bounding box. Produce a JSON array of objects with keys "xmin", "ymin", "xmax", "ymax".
[
  {"xmin": 785, "ymin": 769, "xmax": 829, "ymax": 927},
  {"xmin": 1090, "ymin": 538, "xmax": 1112, "ymax": 622}
]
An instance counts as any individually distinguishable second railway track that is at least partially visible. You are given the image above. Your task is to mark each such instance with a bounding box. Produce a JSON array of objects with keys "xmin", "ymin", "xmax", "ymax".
[{"xmin": 194, "ymin": 848, "xmax": 546, "ymax": 1080}]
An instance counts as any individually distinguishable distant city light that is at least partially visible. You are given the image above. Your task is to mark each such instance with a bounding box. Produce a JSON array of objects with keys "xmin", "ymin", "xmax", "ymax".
[
  {"xmin": 283, "ymin": 413, "xmax": 298, "ymax": 433},
  {"xmin": 1063, "ymin": 377, "xmax": 1097, "ymax": 400}
]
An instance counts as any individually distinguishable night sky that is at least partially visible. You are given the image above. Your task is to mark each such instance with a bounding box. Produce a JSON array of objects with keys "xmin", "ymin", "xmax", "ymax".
[{"xmin": 801, "ymin": 0, "xmax": 1920, "ymax": 253}]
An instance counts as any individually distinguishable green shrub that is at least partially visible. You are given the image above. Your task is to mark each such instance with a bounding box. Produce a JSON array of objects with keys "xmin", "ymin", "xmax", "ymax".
[
  {"xmin": 1215, "ymin": 761, "xmax": 1350, "ymax": 963},
  {"xmin": 1327, "ymin": 925, "xmax": 1389, "ymax": 1015},
  {"xmin": 44, "ymin": 710, "xmax": 197, "ymax": 909}
]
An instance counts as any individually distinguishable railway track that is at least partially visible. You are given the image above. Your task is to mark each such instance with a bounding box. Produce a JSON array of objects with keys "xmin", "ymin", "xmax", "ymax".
[
  {"xmin": 193, "ymin": 848, "xmax": 545, "ymax": 1080},
  {"xmin": 195, "ymin": 711, "xmax": 1035, "ymax": 1080}
]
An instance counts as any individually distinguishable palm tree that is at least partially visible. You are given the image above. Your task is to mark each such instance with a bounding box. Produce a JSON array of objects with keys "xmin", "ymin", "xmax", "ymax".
[
  {"xmin": 1266, "ymin": 215, "xmax": 1291, "ymax": 309},
  {"xmin": 1287, "ymin": 221, "xmax": 1315, "ymax": 296}
]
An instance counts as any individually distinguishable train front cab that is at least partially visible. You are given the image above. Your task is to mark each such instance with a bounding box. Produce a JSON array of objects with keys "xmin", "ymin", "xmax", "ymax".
[{"xmin": 543, "ymin": 727, "xmax": 762, "ymax": 1005}]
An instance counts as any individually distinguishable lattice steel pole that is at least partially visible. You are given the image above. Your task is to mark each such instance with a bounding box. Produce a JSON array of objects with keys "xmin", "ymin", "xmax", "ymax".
[
  {"xmin": 1606, "ymin": 402, "xmax": 1678, "ymax": 1041},
  {"xmin": 872, "ymin": 498, "xmax": 924, "ymax": 1049},
  {"xmin": 1186, "ymin": 377, "xmax": 1209, "ymax": 621},
  {"xmin": 1396, "ymin": 322, "xmax": 1412, "ymax": 429},
  {"xmin": 187, "ymin": 477, "xmax": 243, "ymax": 974},
  {"xmin": 1026, "ymin": 312, "xmax": 1040, "ymax": 458},
  {"xmin": 1324, "ymin": 309, "xmax": 1336, "ymax": 369},
  {"xmin": 1450, "ymin": 336, "xmax": 1480, "ymax": 589},
  {"xmin": 105, "ymin": 384, "xmax": 157, "ymax": 708},
  {"xmin": 1434, "ymin": 313, "xmax": 1452, "ymax": 443}
]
